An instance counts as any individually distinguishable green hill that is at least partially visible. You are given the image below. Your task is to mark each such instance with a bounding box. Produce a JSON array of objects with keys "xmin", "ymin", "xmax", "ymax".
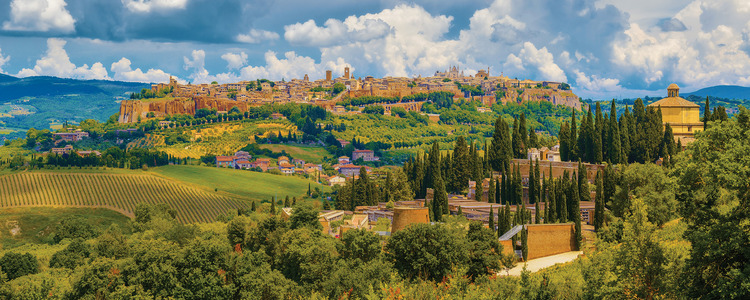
[{"xmin": 0, "ymin": 75, "xmax": 149, "ymax": 139}]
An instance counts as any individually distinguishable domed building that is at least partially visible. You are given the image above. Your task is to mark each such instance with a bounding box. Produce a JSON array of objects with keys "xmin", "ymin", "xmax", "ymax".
[{"xmin": 647, "ymin": 84, "xmax": 703, "ymax": 144}]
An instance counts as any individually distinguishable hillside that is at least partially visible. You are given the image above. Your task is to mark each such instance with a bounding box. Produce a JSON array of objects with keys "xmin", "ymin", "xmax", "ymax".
[
  {"xmin": 0, "ymin": 170, "xmax": 248, "ymax": 223},
  {"xmin": 683, "ymin": 85, "xmax": 750, "ymax": 99},
  {"xmin": 0, "ymin": 75, "xmax": 149, "ymax": 139}
]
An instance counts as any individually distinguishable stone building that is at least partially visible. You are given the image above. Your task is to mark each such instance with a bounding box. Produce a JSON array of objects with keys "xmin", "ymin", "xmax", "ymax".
[{"xmin": 647, "ymin": 84, "xmax": 703, "ymax": 144}]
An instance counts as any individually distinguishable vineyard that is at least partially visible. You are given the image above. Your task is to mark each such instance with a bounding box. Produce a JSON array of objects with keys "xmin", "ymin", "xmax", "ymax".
[{"xmin": 0, "ymin": 172, "xmax": 249, "ymax": 223}]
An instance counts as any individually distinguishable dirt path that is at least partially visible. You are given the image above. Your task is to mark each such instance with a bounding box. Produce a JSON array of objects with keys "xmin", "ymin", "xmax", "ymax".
[{"xmin": 502, "ymin": 251, "xmax": 584, "ymax": 276}]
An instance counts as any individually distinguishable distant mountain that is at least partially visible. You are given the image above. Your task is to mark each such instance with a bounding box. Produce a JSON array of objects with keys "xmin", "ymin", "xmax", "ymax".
[
  {"xmin": 683, "ymin": 85, "xmax": 750, "ymax": 100},
  {"xmin": 0, "ymin": 75, "xmax": 149, "ymax": 138}
]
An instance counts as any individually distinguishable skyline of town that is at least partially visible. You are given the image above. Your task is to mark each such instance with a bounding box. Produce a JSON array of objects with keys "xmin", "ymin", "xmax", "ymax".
[{"xmin": 0, "ymin": 0, "xmax": 749, "ymax": 99}]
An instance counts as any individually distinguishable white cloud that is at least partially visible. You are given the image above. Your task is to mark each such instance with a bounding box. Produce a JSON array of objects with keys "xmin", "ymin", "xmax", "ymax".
[
  {"xmin": 16, "ymin": 38, "xmax": 109, "ymax": 80},
  {"xmin": 3, "ymin": 0, "xmax": 76, "ymax": 33},
  {"xmin": 221, "ymin": 52, "xmax": 248, "ymax": 70},
  {"xmin": 111, "ymin": 57, "xmax": 173, "ymax": 83},
  {"xmin": 122, "ymin": 0, "xmax": 188, "ymax": 13},
  {"xmin": 0, "ymin": 48, "xmax": 9, "ymax": 73},
  {"xmin": 235, "ymin": 29, "xmax": 280, "ymax": 44},
  {"xmin": 504, "ymin": 42, "xmax": 567, "ymax": 82},
  {"xmin": 182, "ymin": 49, "xmax": 351, "ymax": 84},
  {"xmin": 284, "ymin": 18, "xmax": 391, "ymax": 47}
]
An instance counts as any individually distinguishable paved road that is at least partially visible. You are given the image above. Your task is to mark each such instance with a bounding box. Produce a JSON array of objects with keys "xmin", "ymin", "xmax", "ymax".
[{"xmin": 502, "ymin": 251, "xmax": 584, "ymax": 276}]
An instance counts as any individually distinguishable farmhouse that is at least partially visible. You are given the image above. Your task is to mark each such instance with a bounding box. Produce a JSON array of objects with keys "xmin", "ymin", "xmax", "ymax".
[
  {"xmin": 352, "ymin": 149, "xmax": 379, "ymax": 162},
  {"xmin": 50, "ymin": 145, "xmax": 74, "ymax": 155},
  {"xmin": 53, "ymin": 131, "xmax": 89, "ymax": 142},
  {"xmin": 215, "ymin": 156, "xmax": 235, "ymax": 167}
]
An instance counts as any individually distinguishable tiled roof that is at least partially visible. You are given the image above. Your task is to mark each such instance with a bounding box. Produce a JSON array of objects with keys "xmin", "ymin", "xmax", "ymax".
[{"xmin": 648, "ymin": 96, "xmax": 699, "ymax": 108}]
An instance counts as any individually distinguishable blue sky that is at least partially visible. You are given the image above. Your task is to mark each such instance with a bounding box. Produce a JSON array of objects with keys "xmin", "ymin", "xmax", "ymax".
[{"xmin": 0, "ymin": 0, "xmax": 749, "ymax": 99}]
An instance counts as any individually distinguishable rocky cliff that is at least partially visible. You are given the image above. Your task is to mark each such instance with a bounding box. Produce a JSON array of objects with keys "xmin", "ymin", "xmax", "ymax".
[{"xmin": 118, "ymin": 97, "xmax": 250, "ymax": 123}]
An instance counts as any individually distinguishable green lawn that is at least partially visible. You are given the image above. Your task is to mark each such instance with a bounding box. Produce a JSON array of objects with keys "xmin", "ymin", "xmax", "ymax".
[
  {"xmin": 149, "ymin": 165, "xmax": 329, "ymax": 202},
  {"xmin": 258, "ymin": 144, "xmax": 330, "ymax": 163},
  {"xmin": 0, "ymin": 207, "xmax": 130, "ymax": 249}
]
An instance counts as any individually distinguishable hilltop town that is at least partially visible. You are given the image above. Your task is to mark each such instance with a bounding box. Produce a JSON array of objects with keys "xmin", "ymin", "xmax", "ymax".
[{"xmin": 119, "ymin": 66, "xmax": 580, "ymax": 123}]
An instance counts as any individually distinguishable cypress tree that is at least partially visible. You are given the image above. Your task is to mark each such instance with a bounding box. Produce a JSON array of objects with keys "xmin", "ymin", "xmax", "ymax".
[
  {"xmin": 500, "ymin": 171, "xmax": 507, "ymax": 205},
  {"xmin": 593, "ymin": 102, "xmax": 604, "ymax": 164},
  {"xmin": 251, "ymin": 201, "xmax": 256, "ymax": 212},
  {"xmin": 292, "ymin": 197, "xmax": 297, "ymax": 206},
  {"xmin": 495, "ymin": 177, "xmax": 501, "ymax": 205},
  {"xmin": 548, "ymin": 179, "xmax": 556, "ymax": 223},
  {"xmin": 594, "ymin": 170, "xmax": 604, "ymax": 231},
  {"xmin": 514, "ymin": 164, "xmax": 523, "ymax": 205},
  {"xmin": 528, "ymin": 159, "xmax": 536, "ymax": 205},
  {"xmin": 528, "ymin": 127, "xmax": 538, "ymax": 149},
  {"xmin": 457, "ymin": 206, "xmax": 463, "ymax": 216},
  {"xmin": 559, "ymin": 122, "xmax": 571, "ymax": 161},
  {"xmin": 488, "ymin": 176, "xmax": 496, "ymax": 203},
  {"xmin": 535, "ymin": 198, "xmax": 541, "ymax": 224},
  {"xmin": 284, "ymin": 195, "xmax": 290, "ymax": 207},
  {"xmin": 270, "ymin": 196, "xmax": 276, "ymax": 215},
  {"xmin": 432, "ymin": 174, "xmax": 447, "ymax": 222},
  {"xmin": 504, "ymin": 204, "xmax": 512, "ymax": 232},
  {"xmin": 489, "ymin": 206, "xmax": 495, "ymax": 233},
  {"xmin": 558, "ymin": 182, "xmax": 568, "ymax": 223},
  {"xmin": 578, "ymin": 161, "xmax": 590, "ymax": 203},
  {"xmin": 519, "ymin": 112, "xmax": 528, "ymax": 151},
  {"xmin": 570, "ymin": 109, "xmax": 578, "ymax": 161},
  {"xmin": 620, "ymin": 108, "xmax": 632, "ymax": 163},
  {"xmin": 569, "ymin": 173, "xmax": 579, "ymax": 223},
  {"xmin": 490, "ymin": 117, "xmax": 512, "ymax": 172},
  {"xmin": 512, "ymin": 117, "xmax": 525, "ymax": 159},
  {"xmin": 703, "ymin": 96, "xmax": 711, "ymax": 129},
  {"xmin": 428, "ymin": 142, "xmax": 441, "ymax": 189},
  {"xmin": 608, "ymin": 100, "xmax": 622, "ymax": 164}
]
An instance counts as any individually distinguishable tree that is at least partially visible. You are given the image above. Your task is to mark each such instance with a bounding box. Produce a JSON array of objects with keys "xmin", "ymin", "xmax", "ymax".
[
  {"xmin": 385, "ymin": 223, "xmax": 469, "ymax": 281},
  {"xmin": 613, "ymin": 163, "xmax": 675, "ymax": 226},
  {"xmin": 570, "ymin": 109, "xmax": 578, "ymax": 161},
  {"xmin": 289, "ymin": 204, "xmax": 322, "ymax": 231},
  {"xmin": 489, "ymin": 116, "xmax": 511, "ymax": 172},
  {"xmin": 50, "ymin": 238, "xmax": 91, "ymax": 269},
  {"xmin": 615, "ymin": 198, "xmax": 667, "ymax": 298},
  {"xmin": 96, "ymin": 224, "xmax": 128, "ymax": 259},
  {"xmin": 332, "ymin": 82, "xmax": 346, "ymax": 95},
  {"xmin": 389, "ymin": 169, "xmax": 414, "ymax": 202},
  {"xmin": 528, "ymin": 127, "xmax": 538, "ymax": 149},
  {"xmin": 674, "ymin": 107, "xmax": 750, "ymax": 298},
  {"xmin": 559, "ymin": 122, "xmax": 571, "ymax": 161},
  {"xmin": 339, "ymin": 229, "xmax": 381, "ymax": 262},
  {"xmin": 521, "ymin": 227, "xmax": 528, "ymax": 261},
  {"xmin": 466, "ymin": 221, "xmax": 503, "ymax": 279},
  {"xmin": 488, "ymin": 206, "xmax": 495, "ymax": 233},
  {"xmin": 608, "ymin": 100, "xmax": 622, "ymax": 164},
  {"xmin": 432, "ymin": 175, "xmax": 448, "ymax": 222},
  {"xmin": 228, "ymin": 217, "xmax": 248, "ymax": 246},
  {"xmin": 0, "ymin": 252, "xmax": 39, "ymax": 280},
  {"xmin": 488, "ymin": 176, "xmax": 496, "ymax": 203},
  {"xmin": 703, "ymin": 96, "xmax": 711, "ymax": 129},
  {"xmin": 594, "ymin": 170, "xmax": 604, "ymax": 231},
  {"xmin": 53, "ymin": 216, "xmax": 96, "ymax": 243},
  {"xmin": 452, "ymin": 136, "xmax": 470, "ymax": 192}
]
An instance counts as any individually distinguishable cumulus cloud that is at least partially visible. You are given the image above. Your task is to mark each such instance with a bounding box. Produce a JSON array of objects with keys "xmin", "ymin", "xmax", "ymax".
[
  {"xmin": 0, "ymin": 48, "xmax": 9, "ymax": 73},
  {"xmin": 111, "ymin": 57, "xmax": 173, "ymax": 83},
  {"xmin": 183, "ymin": 49, "xmax": 351, "ymax": 84},
  {"xmin": 221, "ymin": 52, "xmax": 248, "ymax": 70},
  {"xmin": 16, "ymin": 38, "xmax": 109, "ymax": 80},
  {"xmin": 236, "ymin": 29, "xmax": 280, "ymax": 44},
  {"xmin": 504, "ymin": 42, "xmax": 567, "ymax": 82},
  {"xmin": 3, "ymin": 0, "xmax": 76, "ymax": 33},
  {"xmin": 122, "ymin": 0, "xmax": 188, "ymax": 13},
  {"xmin": 284, "ymin": 18, "xmax": 391, "ymax": 47},
  {"xmin": 658, "ymin": 18, "xmax": 688, "ymax": 31}
]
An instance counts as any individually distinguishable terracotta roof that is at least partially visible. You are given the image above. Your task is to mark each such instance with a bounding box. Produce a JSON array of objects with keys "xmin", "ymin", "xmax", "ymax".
[
  {"xmin": 236, "ymin": 160, "xmax": 251, "ymax": 164},
  {"xmin": 353, "ymin": 149, "xmax": 373, "ymax": 153},
  {"xmin": 216, "ymin": 156, "xmax": 234, "ymax": 162},
  {"xmin": 648, "ymin": 96, "xmax": 699, "ymax": 108}
]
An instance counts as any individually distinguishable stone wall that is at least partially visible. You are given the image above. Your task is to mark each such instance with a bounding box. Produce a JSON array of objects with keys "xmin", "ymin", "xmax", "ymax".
[
  {"xmin": 526, "ymin": 223, "xmax": 576, "ymax": 260},
  {"xmin": 391, "ymin": 207, "xmax": 430, "ymax": 233}
]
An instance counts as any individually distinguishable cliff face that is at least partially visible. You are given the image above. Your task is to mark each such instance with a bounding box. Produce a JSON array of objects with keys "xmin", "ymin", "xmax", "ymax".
[
  {"xmin": 500, "ymin": 88, "xmax": 581, "ymax": 110},
  {"xmin": 118, "ymin": 97, "xmax": 250, "ymax": 123}
]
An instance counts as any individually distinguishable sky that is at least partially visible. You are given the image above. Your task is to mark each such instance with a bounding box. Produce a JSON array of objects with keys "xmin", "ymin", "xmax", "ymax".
[{"xmin": 0, "ymin": 0, "xmax": 749, "ymax": 99}]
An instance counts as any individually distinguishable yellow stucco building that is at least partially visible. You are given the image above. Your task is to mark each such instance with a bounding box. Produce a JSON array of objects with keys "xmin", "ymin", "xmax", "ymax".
[{"xmin": 647, "ymin": 84, "xmax": 703, "ymax": 143}]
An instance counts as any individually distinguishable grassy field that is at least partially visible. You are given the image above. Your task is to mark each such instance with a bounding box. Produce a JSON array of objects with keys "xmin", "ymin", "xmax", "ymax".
[
  {"xmin": 149, "ymin": 165, "xmax": 329, "ymax": 202},
  {"xmin": 258, "ymin": 144, "xmax": 329, "ymax": 162},
  {"xmin": 0, "ymin": 170, "xmax": 249, "ymax": 223},
  {"xmin": 140, "ymin": 120, "xmax": 298, "ymax": 158},
  {"xmin": 0, "ymin": 207, "xmax": 130, "ymax": 249}
]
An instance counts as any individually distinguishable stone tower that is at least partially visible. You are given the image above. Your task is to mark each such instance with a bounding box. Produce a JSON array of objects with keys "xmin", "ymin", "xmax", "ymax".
[
  {"xmin": 326, "ymin": 70, "xmax": 332, "ymax": 82},
  {"xmin": 344, "ymin": 67, "xmax": 350, "ymax": 79}
]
